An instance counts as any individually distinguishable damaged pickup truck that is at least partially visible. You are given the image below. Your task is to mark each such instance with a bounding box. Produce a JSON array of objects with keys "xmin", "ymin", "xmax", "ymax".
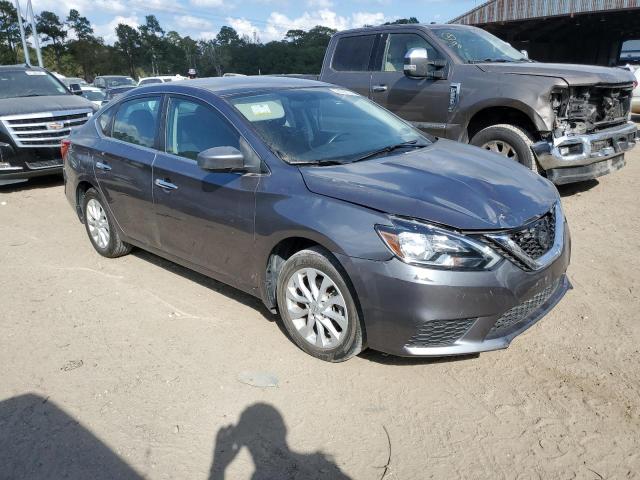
[{"xmin": 318, "ymin": 24, "xmax": 637, "ymax": 184}]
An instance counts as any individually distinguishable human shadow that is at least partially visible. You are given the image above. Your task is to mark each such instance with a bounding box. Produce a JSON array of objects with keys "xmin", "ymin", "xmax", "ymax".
[
  {"xmin": 208, "ymin": 403, "xmax": 351, "ymax": 480},
  {"xmin": 0, "ymin": 393, "xmax": 143, "ymax": 480}
]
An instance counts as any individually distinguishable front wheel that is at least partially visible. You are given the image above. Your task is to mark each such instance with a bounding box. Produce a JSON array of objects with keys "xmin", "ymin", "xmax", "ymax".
[
  {"xmin": 470, "ymin": 124, "xmax": 539, "ymax": 173},
  {"xmin": 276, "ymin": 247, "xmax": 364, "ymax": 362}
]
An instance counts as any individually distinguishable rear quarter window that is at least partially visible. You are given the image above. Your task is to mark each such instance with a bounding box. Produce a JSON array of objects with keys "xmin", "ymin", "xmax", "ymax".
[{"xmin": 332, "ymin": 35, "xmax": 376, "ymax": 72}]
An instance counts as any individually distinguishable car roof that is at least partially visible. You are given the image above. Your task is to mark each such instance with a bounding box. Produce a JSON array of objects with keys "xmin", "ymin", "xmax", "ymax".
[
  {"xmin": 0, "ymin": 64, "xmax": 47, "ymax": 72},
  {"xmin": 335, "ymin": 23, "xmax": 476, "ymax": 36},
  {"xmin": 136, "ymin": 75, "xmax": 331, "ymax": 97},
  {"xmin": 97, "ymin": 75, "xmax": 132, "ymax": 79}
]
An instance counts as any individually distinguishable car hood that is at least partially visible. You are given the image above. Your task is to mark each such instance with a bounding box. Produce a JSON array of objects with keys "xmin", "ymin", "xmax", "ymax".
[
  {"xmin": 476, "ymin": 62, "xmax": 636, "ymax": 86},
  {"xmin": 0, "ymin": 95, "xmax": 95, "ymax": 116},
  {"xmin": 299, "ymin": 139, "xmax": 559, "ymax": 231}
]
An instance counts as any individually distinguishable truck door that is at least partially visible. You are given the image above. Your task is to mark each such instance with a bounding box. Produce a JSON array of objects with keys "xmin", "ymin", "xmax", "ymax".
[
  {"xmin": 369, "ymin": 32, "xmax": 451, "ymax": 137},
  {"xmin": 319, "ymin": 33, "xmax": 379, "ymax": 97}
]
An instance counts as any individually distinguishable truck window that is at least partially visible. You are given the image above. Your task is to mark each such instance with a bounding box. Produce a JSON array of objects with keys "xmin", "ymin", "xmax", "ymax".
[
  {"xmin": 332, "ymin": 35, "xmax": 376, "ymax": 72},
  {"xmin": 383, "ymin": 34, "xmax": 442, "ymax": 72}
]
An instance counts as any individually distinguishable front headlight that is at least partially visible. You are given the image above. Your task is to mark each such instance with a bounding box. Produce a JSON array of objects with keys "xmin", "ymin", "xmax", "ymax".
[{"xmin": 376, "ymin": 218, "xmax": 501, "ymax": 270}]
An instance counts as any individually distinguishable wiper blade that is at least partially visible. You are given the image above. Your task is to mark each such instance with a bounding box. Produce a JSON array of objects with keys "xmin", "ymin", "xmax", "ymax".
[
  {"xmin": 290, "ymin": 159, "xmax": 346, "ymax": 166},
  {"xmin": 350, "ymin": 140, "xmax": 427, "ymax": 163}
]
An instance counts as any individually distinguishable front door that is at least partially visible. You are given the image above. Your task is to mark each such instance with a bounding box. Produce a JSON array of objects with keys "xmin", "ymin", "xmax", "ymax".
[
  {"xmin": 94, "ymin": 95, "xmax": 162, "ymax": 247},
  {"xmin": 369, "ymin": 32, "xmax": 452, "ymax": 137},
  {"xmin": 152, "ymin": 96, "xmax": 259, "ymax": 288}
]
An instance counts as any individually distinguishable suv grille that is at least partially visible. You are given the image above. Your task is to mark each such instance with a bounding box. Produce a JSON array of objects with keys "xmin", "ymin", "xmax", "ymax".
[
  {"xmin": 406, "ymin": 318, "xmax": 476, "ymax": 348},
  {"xmin": 0, "ymin": 109, "xmax": 92, "ymax": 148},
  {"xmin": 487, "ymin": 281, "xmax": 558, "ymax": 339}
]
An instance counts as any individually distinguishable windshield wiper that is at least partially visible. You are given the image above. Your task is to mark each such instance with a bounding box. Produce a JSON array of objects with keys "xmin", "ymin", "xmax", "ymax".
[
  {"xmin": 350, "ymin": 140, "xmax": 427, "ymax": 163},
  {"xmin": 290, "ymin": 159, "xmax": 346, "ymax": 166}
]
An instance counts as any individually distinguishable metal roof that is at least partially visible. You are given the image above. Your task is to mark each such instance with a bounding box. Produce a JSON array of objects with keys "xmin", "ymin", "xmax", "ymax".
[{"xmin": 450, "ymin": 0, "xmax": 640, "ymax": 25}]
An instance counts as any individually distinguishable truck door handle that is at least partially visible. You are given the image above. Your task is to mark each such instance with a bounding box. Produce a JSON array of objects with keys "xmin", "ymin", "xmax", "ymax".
[
  {"xmin": 95, "ymin": 161, "xmax": 111, "ymax": 171},
  {"xmin": 372, "ymin": 84, "xmax": 388, "ymax": 92},
  {"xmin": 155, "ymin": 178, "xmax": 178, "ymax": 191}
]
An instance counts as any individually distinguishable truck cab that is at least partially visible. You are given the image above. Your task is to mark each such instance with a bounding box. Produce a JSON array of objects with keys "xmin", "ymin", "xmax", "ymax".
[
  {"xmin": 0, "ymin": 65, "xmax": 96, "ymax": 185},
  {"xmin": 319, "ymin": 24, "xmax": 637, "ymax": 185}
]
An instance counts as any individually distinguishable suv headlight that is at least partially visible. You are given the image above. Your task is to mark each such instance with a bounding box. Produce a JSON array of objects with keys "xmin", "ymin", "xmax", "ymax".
[{"xmin": 376, "ymin": 218, "xmax": 501, "ymax": 270}]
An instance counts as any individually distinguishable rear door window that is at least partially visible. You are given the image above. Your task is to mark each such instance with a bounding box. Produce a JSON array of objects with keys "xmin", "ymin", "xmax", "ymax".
[
  {"xmin": 112, "ymin": 96, "xmax": 161, "ymax": 148},
  {"xmin": 332, "ymin": 35, "xmax": 376, "ymax": 71}
]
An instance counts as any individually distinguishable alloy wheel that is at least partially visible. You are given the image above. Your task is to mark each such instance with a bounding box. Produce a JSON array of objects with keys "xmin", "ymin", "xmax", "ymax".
[
  {"xmin": 285, "ymin": 267, "xmax": 348, "ymax": 349},
  {"xmin": 86, "ymin": 198, "xmax": 110, "ymax": 249},
  {"xmin": 482, "ymin": 140, "xmax": 519, "ymax": 161}
]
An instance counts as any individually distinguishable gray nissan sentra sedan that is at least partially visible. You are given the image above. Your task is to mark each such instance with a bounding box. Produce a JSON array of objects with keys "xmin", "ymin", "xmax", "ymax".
[{"xmin": 63, "ymin": 77, "xmax": 571, "ymax": 362}]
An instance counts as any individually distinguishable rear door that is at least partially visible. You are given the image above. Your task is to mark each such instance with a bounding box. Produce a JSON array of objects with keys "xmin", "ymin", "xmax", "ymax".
[
  {"xmin": 369, "ymin": 32, "xmax": 452, "ymax": 137},
  {"xmin": 152, "ymin": 95, "xmax": 259, "ymax": 288},
  {"xmin": 320, "ymin": 33, "xmax": 380, "ymax": 96},
  {"xmin": 93, "ymin": 95, "xmax": 162, "ymax": 247}
]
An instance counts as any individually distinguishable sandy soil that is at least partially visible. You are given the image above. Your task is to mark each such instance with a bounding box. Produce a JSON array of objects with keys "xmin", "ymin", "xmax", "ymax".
[{"xmin": 1, "ymin": 133, "xmax": 639, "ymax": 479}]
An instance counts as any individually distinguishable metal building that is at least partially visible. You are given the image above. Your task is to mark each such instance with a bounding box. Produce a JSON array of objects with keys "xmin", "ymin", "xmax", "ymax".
[{"xmin": 449, "ymin": 0, "xmax": 640, "ymax": 66}]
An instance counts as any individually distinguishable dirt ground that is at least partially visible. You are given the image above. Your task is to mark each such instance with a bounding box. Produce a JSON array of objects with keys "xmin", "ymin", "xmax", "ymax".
[{"xmin": 1, "ymin": 125, "xmax": 639, "ymax": 479}]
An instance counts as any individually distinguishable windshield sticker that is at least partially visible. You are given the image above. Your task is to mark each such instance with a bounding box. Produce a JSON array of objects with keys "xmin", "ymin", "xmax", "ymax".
[
  {"xmin": 330, "ymin": 88, "xmax": 358, "ymax": 96},
  {"xmin": 234, "ymin": 99, "xmax": 285, "ymax": 122},
  {"xmin": 25, "ymin": 71, "xmax": 47, "ymax": 75}
]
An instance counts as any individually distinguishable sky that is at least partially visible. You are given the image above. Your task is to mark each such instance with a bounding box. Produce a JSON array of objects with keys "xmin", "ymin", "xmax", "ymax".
[{"xmin": 29, "ymin": 0, "xmax": 483, "ymax": 44}]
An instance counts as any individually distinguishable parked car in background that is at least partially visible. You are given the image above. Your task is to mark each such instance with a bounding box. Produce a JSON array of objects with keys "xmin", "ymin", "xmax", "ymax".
[
  {"xmin": 80, "ymin": 86, "xmax": 107, "ymax": 108},
  {"xmin": 93, "ymin": 75, "xmax": 137, "ymax": 90},
  {"xmin": 103, "ymin": 86, "xmax": 137, "ymax": 103},
  {"xmin": 137, "ymin": 75, "xmax": 185, "ymax": 85},
  {"xmin": 316, "ymin": 24, "xmax": 637, "ymax": 185},
  {"xmin": 61, "ymin": 76, "xmax": 88, "ymax": 87},
  {"xmin": 633, "ymin": 69, "xmax": 640, "ymax": 114},
  {"xmin": 0, "ymin": 65, "xmax": 96, "ymax": 185},
  {"xmin": 63, "ymin": 77, "xmax": 570, "ymax": 361}
]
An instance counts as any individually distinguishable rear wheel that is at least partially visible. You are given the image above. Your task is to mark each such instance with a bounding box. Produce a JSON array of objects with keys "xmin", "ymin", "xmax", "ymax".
[
  {"xmin": 470, "ymin": 124, "xmax": 539, "ymax": 173},
  {"xmin": 276, "ymin": 247, "xmax": 364, "ymax": 362},
  {"xmin": 82, "ymin": 188, "xmax": 131, "ymax": 258}
]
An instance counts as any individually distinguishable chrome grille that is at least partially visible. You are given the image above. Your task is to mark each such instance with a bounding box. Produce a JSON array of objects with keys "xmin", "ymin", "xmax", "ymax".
[
  {"xmin": 406, "ymin": 318, "xmax": 476, "ymax": 347},
  {"xmin": 0, "ymin": 109, "xmax": 92, "ymax": 148},
  {"xmin": 487, "ymin": 281, "xmax": 559, "ymax": 338}
]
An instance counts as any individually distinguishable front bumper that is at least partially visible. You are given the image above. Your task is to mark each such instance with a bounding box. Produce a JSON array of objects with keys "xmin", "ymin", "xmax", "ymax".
[
  {"xmin": 335, "ymin": 222, "xmax": 571, "ymax": 357},
  {"xmin": 0, "ymin": 143, "xmax": 63, "ymax": 185},
  {"xmin": 532, "ymin": 121, "xmax": 636, "ymax": 184}
]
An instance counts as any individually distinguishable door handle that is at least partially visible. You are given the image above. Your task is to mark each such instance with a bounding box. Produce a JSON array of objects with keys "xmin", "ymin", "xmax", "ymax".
[
  {"xmin": 372, "ymin": 84, "xmax": 388, "ymax": 92},
  {"xmin": 155, "ymin": 178, "xmax": 178, "ymax": 191},
  {"xmin": 95, "ymin": 161, "xmax": 111, "ymax": 171}
]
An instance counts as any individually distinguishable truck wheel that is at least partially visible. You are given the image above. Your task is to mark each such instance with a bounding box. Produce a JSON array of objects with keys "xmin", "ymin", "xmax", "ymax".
[
  {"xmin": 276, "ymin": 247, "xmax": 364, "ymax": 362},
  {"xmin": 470, "ymin": 124, "xmax": 539, "ymax": 173},
  {"xmin": 82, "ymin": 188, "xmax": 132, "ymax": 258}
]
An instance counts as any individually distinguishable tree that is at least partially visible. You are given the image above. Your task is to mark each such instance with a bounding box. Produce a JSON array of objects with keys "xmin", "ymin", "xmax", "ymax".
[
  {"xmin": 36, "ymin": 11, "xmax": 66, "ymax": 69},
  {"xmin": 0, "ymin": 0, "xmax": 20, "ymax": 63},
  {"xmin": 216, "ymin": 26, "xmax": 240, "ymax": 46},
  {"xmin": 139, "ymin": 15, "xmax": 164, "ymax": 75},
  {"xmin": 384, "ymin": 17, "xmax": 419, "ymax": 25},
  {"xmin": 115, "ymin": 24, "xmax": 140, "ymax": 78},
  {"xmin": 66, "ymin": 9, "xmax": 93, "ymax": 40}
]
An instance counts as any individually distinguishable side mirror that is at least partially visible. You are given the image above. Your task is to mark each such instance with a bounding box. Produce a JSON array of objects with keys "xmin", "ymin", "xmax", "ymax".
[
  {"xmin": 520, "ymin": 49, "xmax": 529, "ymax": 59},
  {"xmin": 404, "ymin": 48, "xmax": 447, "ymax": 79},
  {"xmin": 69, "ymin": 83, "xmax": 83, "ymax": 95},
  {"xmin": 197, "ymin": 146, "xmax": 246, "ymax": 172}
]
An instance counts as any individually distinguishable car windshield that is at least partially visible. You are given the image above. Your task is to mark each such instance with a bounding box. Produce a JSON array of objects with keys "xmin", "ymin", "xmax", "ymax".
[
  {"xmin": 229, "ymin": 87, "xmax": 430, "ymax": 164},
  {"xmin": 83, "ymin": 90, "xmax": 106, "ymax": 101},
  {"xmin": 63, "ymin": 77, "xmax": 87, "ymax": 86},
  {"xmin": 106, "ymin": 77, "xmax": 136, "ymax": 87},
  {"xmin": 435, "ymin": 28, "xmax": 530, "ymax": 63},
  {"xmin": 0, "ymin": 70, "xmax": 69, "ymax": 99}
]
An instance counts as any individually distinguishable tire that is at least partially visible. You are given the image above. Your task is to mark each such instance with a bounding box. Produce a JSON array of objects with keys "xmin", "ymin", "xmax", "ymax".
[
  {"xmin": 470, "ymin": 124, "xmax": 539, "ymax": 173},
  {"xmin": 82, "ymin": 188, "xmax": 131, "ymax": 258},
  {"xmin": 276, "ymin": 247, "xmax": 364, "ymax": 362}
]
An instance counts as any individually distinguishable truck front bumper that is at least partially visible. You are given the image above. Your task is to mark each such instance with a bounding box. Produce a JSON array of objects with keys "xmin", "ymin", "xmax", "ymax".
[{"xmin": 532, "ymin": 121, "xmax": 637, "ymax": 185}]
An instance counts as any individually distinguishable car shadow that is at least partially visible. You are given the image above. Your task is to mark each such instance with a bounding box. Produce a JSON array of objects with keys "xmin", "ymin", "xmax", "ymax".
[
  {"xmin": 0, "ymin": 393, "xmax": 144, "ymax": 480},
  {"xmin": 132, "ymin": 249, "xmax": 278, "ymax": 324},
  {"xmin": 0, "ymin": 175, "xmax": 64, "ymax": 192},
  {"xmin": 208, "ymin": 402, "xmax": 352, "ymax": 480},
  {"xmin": 557, "ymin": 179, "xmax": 599, "ymax": 197},
  {"xmin": 359, "ymin": 349, "xmax": 479, "ymax": 366}
]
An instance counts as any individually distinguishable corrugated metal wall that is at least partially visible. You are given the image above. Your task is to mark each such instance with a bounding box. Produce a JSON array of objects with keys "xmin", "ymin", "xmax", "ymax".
[{"xmin": 450, "ymin": 0, "xmax": 640, "ymax": 25}]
